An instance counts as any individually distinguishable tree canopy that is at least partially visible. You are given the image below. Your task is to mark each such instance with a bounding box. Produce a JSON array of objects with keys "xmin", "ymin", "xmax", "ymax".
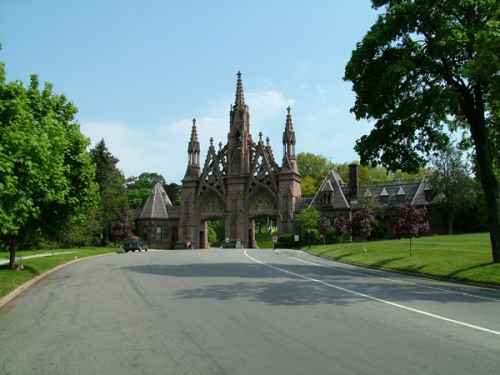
[
  {"xmin": 89, "ymin": 139, "xmax": 129, "ymax": 244},
  {"xmin": 392, "ymin": 204, "xmax": 430, "ymax": 257},
  {"xmin": 126, "ymin": 172, "xmax": 166, "ymax": 208},
  {"xmin": 0, "ymin": 63, "xmax": 98, "ymax": 268},
  {"xmin": 344, "ymin": 0, "xmax": 500, "ymax": 262}
]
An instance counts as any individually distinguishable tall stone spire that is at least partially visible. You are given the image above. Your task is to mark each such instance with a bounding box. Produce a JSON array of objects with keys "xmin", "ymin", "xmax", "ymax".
[
  {"xmin": 186, "ymin": 118, "xmax": 201, "ymax": 177},
  {"xmin": 234, "ymin": 71, "xmax": 245, "ymax": 108},
  {"xmin": 282, "ymin": 106, "xmax": 296, "ymax": 159},
  {"xmin": 228, "ymin": 71, "xmax": 251, "ymax": 175}
]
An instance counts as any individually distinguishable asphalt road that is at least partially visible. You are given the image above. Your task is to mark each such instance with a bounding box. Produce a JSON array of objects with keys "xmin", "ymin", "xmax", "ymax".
[{"xmin": 1, "ymin": 248, "xmax": 499, "ymax": 375}]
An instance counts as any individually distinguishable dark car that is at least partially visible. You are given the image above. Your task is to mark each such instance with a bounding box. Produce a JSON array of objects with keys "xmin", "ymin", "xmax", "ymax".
[{"xmin": 123, "ymin": 237, "xmax": 148, "ymax": 252}]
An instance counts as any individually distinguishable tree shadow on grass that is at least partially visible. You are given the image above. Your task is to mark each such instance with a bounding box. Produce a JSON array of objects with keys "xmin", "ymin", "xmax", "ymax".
[{"xmin": 444, "ymin": 262, "xmax": 493, "ymax": 279}]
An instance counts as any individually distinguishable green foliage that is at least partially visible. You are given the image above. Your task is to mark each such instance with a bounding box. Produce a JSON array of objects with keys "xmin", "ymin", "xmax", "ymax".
[
  {"xmin": 207, "ymin": 226, "xmax": 217, "ymax": 245},
  {"xmin": 300, "ymin": 176, "xmax": 318, "ymax": 197},
  {"xmin": 279, "ymin": 233, "xmax": 299, "ymax": 247},
  {"xmin": 333, "ymin": 162, "xmax": 427, "ymax": 185},
  {"xmin": 344, "ymin": 0, "xmax": 500, "ymax": 262},
  {"xmin": 294, "ymin": 206, "xmax": 321, "ymax": 231},
  {"xmin": 297, "ymin": 152, "xmax": 332, "ymax": 194},
  {"xmin": 345, "ymin": 0, "xmax": 499, "ymax": 170},
  {"xmin": 207, "ymin": 219, "xmax": 225, "ymax": 246},
  {"xmin": 325, "ymin": 228, "xmax": 340, "ymax": 244},
  {"xmin": 429, "ymin": 144, "xmax": 477, "ymax": 234},
  {"xmin": 89, "ymin": 140, "xmax": 129, "ymax": 244},
  {"xmin": 255, "ymin": 231, "xmax": 274, "ymax": 248},
  {"xmin": 126, "ymin": 172, "xmax": 166, "ymax": 208},
  {"xmin": 0, "ymin": 64, "xmax": 98, "ymax": 268}
]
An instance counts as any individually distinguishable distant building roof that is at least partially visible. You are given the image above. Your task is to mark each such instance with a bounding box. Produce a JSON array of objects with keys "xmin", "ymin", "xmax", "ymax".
[
  {"xmin": 303, "ymin": 169, "xmax": 431, "ymax": 212},
  {"xmin": 137, "ymin": 183, "xmax": 173, "ymax": 219}
]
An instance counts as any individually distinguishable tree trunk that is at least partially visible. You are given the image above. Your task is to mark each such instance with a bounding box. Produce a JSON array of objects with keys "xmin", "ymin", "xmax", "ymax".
[
  {"xmin": 467, "ymin": 90, "xmax": 500, "ymax": 263},
  {"xmin": 9, "ymin": 236, "xmax": 18, "ymax": 271},
  {"xmin": 447, "ymin": 212, "xmax": 454, "ymax": 235},
  {"xmin": 409, "ymin": 237, "xmax": 413, "ymax": 257}
]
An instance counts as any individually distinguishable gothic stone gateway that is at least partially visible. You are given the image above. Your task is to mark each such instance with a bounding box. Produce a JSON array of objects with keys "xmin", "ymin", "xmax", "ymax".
[{"xmin": 177, "ymin": 72, "xmax": 302, "ymax": 249}]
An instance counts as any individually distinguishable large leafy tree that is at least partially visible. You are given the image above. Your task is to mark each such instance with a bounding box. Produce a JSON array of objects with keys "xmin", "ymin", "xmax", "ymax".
[
  {"xmin": 344, "ymin": 0, "xmax": 500, "ymax": 262},
  {"xmin": 89, "ymin": 139, "xmax": 129, "ymax": 244},
  {"xmin": 0, "ymin": 64, "xmax": 98, "ymax": 269},
  {"xmin": 297, "ymin": 152, "xmax": 332, "ymax": 195}
]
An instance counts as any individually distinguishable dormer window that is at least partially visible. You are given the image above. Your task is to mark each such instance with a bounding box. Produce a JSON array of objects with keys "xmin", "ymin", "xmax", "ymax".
[
  {"xmin": 321, "ymin": 180, "xmax": 335, "ymax": 206},
  {"xmin": 322, "ymin": 192, "xmax": 333, "ymax": 206},
  {"xmin": 396, "ymin": 187, "xmax": 406, "ymax": 203},
  {"xmin": 379, "ymin": 187, "xmax": 389, "ymax": 205}
]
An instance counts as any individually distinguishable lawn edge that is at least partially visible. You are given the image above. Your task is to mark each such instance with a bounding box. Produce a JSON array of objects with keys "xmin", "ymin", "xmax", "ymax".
[{"xmin": 0, "ymin": 252, "xmax": 117, "ymax": 309}]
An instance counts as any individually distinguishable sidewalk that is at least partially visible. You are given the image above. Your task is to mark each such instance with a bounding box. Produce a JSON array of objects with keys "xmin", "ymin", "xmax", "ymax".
[{"xmin": 0, "ymin": 252, "xmax": 77, "ymax": 266}]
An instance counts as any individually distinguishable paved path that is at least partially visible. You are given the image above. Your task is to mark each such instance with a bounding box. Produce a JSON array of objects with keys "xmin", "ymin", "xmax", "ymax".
[
  {"xmin": 0, "ymin": 252, "xmax": 77, "ymax": 266},
  {"xmin": 1, "ymin": 249, "xmax": 499, "ymax": 374}
]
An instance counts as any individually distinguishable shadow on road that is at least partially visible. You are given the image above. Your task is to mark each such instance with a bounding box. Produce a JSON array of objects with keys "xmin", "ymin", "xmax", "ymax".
[{"xmin": 121, "ymin": 259, "xmax": 497, "ymax": 307}]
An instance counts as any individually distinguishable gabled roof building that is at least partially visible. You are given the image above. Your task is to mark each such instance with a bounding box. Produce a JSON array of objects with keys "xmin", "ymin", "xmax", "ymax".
[{"xmin": 306, "ymin": 165, "xmax": 445, "ymax": 238}]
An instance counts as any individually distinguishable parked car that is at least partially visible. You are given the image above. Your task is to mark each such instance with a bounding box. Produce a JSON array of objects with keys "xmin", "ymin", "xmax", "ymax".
[{"xmin": 123, "ymin": 237, "xmax": 148, "ymax": 252}]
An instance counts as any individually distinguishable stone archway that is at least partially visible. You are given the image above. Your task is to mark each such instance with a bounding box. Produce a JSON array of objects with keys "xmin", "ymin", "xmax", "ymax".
[
  {"xmin": 177, "ymin": 72, "xmax": 301, "ymax": 249},
  {"xmin": 246, "ymin": 188, "xmax": 278, "ymax": 248},
  {"xmin": 196, "ymin": 192, "xmax": 225, "ymax": 249}
]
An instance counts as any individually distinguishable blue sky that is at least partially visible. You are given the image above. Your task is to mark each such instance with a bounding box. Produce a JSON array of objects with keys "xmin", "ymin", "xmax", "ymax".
[{"xmin": 1, "ymin": 0, "xmax": 379, "ymax": 184}]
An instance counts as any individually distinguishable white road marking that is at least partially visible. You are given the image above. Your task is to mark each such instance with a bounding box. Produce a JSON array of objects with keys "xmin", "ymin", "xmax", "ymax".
[
  {"xmin": 285, "ymin": 251, "xmax": 500, "ymax": 302},
  {"xmin": 244, "ymin": 249, "xmax": 500, "ymax": 336}
]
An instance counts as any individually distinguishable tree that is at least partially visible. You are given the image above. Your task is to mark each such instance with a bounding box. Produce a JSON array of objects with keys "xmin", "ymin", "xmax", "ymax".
[
  {"xmin": 392, "ymin": 204, "xmax": 430, "ymax": 257},
  {"xmin": 126, "ymin": 172, "xmax": 166, "ymax": 208},
  {"xmin": 335, "ymin": 216, "xmax": 351, "ymax": 240},
  {"xmin": 295, "ymin": 206, "xmax": 321, "ymax": 246},
  {"xmin": 297, "ymin": 152, "xmax": 333, "ymax": 194},
  {"xmin": 430, "ymin": 144, "xmax": 476, "ymax": 234},
  {"xmin": 317, "ymin": 216, "xmax": 331, "ymax": 245},
  {"xmin": 89, "ymin": 139, "xmax": 129, "ymax": 244},
  {"xmin": 0, "ymin": 64, "xmax": 98, "ymax": 269},
  {"xmin": 301, "ymin": 176, "xmax": 318, "ymax": 197},
  {"xmin": 333, "ymin": 162, "xmax": 426, "ymax": 185},
  {"xmin": 351, "ymin": 208, "xmax": 375, "ymax": 252},
  {"xmin": 344, "ymin": 0, "xmax": 500, "ymax": 262},
  {"xmin": 165, "ymin": 182, "xmax": 181, "ymax": 205}
]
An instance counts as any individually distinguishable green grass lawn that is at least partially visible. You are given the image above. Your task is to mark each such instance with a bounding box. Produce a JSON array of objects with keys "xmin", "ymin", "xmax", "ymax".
[
  {"xmin": 305, "ymin": 233, "xmax": 500, "ymax": 286},
  {"xmin": 0, "ymin": 247, "xmax": 120, "ymax": 299}
]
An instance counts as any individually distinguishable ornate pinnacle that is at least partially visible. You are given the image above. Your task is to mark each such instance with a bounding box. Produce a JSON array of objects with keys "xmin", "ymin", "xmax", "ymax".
[{"xmin": 235, "ymin": 71, "xmax": 245, "ymax": 108}]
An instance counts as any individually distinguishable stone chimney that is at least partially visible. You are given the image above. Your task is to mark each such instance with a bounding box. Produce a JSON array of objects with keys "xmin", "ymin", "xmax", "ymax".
[{"xmin": 349, "ymin": 164, "xmax": 358, "ymax": 200}]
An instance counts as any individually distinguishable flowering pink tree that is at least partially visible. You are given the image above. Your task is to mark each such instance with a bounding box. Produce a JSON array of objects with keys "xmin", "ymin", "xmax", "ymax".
[
  {"xmin": 317, "ymin": 216, "xmax": 331, "ymax": 245},
  {"xmin": 351, "ymin": 208, "xmax": 375, "ymax": 252},
  {"xmin": 392, "ymin": 204, "xmax": 430, "ymax": 257},
  {"xmin": 335, "ymin": 216, "xmax": 351, "ymax": 241}
]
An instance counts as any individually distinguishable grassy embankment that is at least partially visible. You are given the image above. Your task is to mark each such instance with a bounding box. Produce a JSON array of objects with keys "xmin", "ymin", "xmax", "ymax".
[{"xmin": 304, "ymin": 232, "xmax": 500, "ymax": 286}]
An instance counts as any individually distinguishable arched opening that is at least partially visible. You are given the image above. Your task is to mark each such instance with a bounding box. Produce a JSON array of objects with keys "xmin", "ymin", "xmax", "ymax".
[
  {"xmin": 206, "ymin": 219, "xmax": 225, "ymax": 247},
  {"xmin": 250, "ymin": 215, "xmax": 278, "ymax": 248}
]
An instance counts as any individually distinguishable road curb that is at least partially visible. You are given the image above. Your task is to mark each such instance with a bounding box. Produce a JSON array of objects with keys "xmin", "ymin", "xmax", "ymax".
[{"xmin": 0, "ymin": 252, "xmax": 117, "ymax": 309}]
